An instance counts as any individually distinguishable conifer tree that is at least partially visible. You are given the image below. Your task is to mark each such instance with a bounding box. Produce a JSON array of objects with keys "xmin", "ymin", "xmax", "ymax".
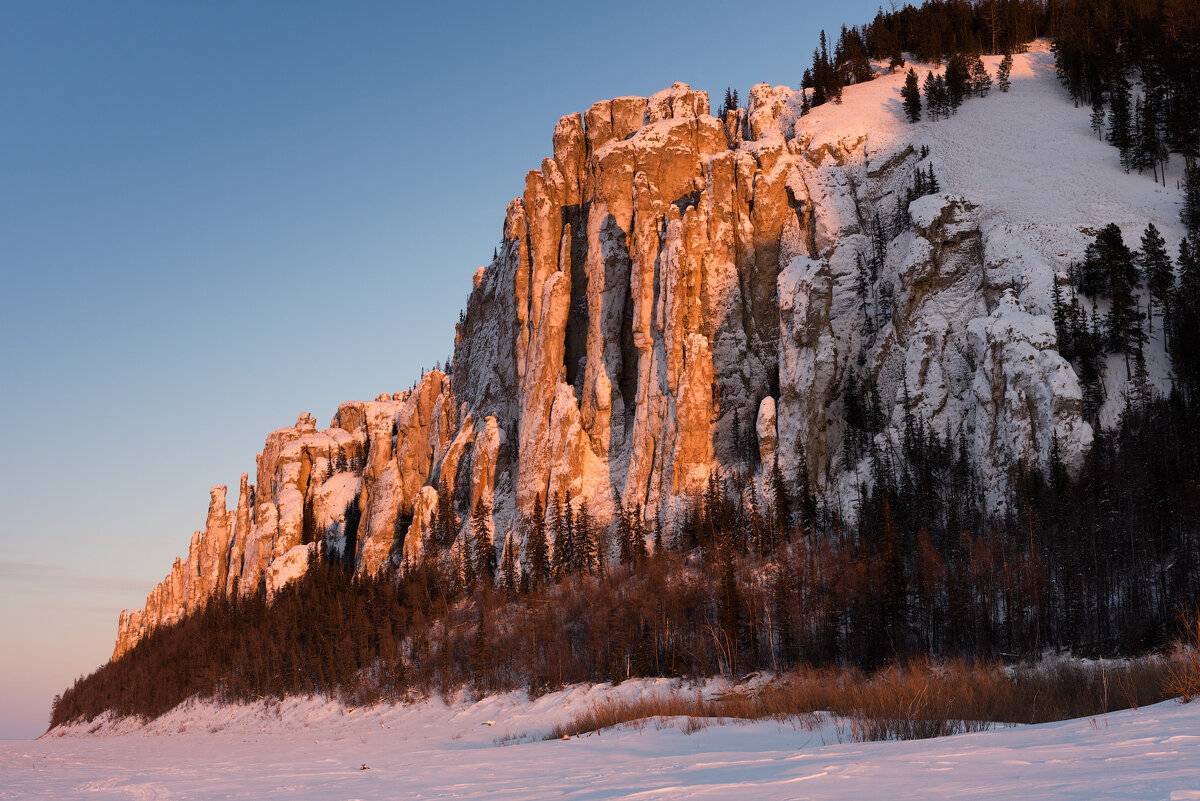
[
  {"xmin": 1090, "ymin": 93, "xmax": 1105, "ymax": 139},
  {"xmin": 1170, "ymin": 237, "xmax": 1200, "ymax": 394},
  {"xmin": 997, "ymin": 52, "xmax": 1013, "ymax": 92},
  {"xmin": 922, "ymin": 71, "xmax": 941, "ymax": 122},
  {"xmin": 770, "ymin": 458, "xmax": 792, "ymax": 539},
  {"xmin": 944, "ymin": 54, "xmax": 970, "ymax": 109},
  {"xmin": 460, "ymin": 527, "xmax": 476, "ymax": 591},
  {"xmin": 722, "ymin": 87, "xmax": 739, "ymax": 115},
  {"xmin": 969, "ymin": 56, "xmax": 992, "ymax": 97},
  {"xmin": 1182, "ymin": 162, "xmax": 1200, "ymax": 239},
  {"xmin": 933, "ymin": 75, "xmax": 949, "ymax": 117},
  {"xmin": 471, "ymin": 501, "xmax": 496, "ymax": 589},
  {"xmin": 1136, "ymin": 93, "xmax": 1165, "ymax": 182},
  {"xmin": 1108, "ymin": 77, "xmax": 1133, "ymax": 171},
  {"xmin": 574, "ymin": 500, "xmax": 595, "ymax": 574},
  {"xmin": 811, "ymin": 46, "xmax": 827, "ymax": 107},
  {"xmin": 855, "ymin": 253, "xmax": 871, "ymax": 319},
  {"xmin": 616, "ymin": 504, "xmax": 635, "ymax": 567},
  {"xmin": 1126, "ymin": 343, "xmax": 1152, "ymax": 411},
  {"xmin": 901, "ymin": 68, "xmax": 922, "ymax": 123},
  {"xmin": 551, "ymin": 495, "xmax": 572, "ymax": 580},
  {"xmin": 525, "ymin": 496, "xmax": 549, "ymax": 588},
  {"xmin": 1138, "ymin": 223, "xmax": 1173, "ymax": 327},
  {"xmin": 1080, "ymin": 224, "xmax": 1142, "ymax": 353},
  {"xmin": 500, "ymin": 532, "xmax": 518, "ymax": 592},
  {"xmin": 630, "ymin": 505, "xmax": 647, "ymax": 563}
]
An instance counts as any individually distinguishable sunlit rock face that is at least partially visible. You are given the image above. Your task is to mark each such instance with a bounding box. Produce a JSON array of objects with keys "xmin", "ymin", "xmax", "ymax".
[{"xmin": 114, "ymin": 77, "xmax": 1090, "ymax": 659}]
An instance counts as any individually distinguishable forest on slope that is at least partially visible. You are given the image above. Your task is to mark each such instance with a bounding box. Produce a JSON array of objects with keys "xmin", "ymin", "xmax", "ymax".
[{"xmin": 51, "ymin": 0, "xmax": 1200, "ymax": 728}]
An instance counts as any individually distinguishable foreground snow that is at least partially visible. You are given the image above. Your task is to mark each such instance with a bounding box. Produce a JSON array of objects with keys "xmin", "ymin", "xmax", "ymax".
[{"xmin": 5, "ymin": 682, "xmax": 1200, "ymax": 800}]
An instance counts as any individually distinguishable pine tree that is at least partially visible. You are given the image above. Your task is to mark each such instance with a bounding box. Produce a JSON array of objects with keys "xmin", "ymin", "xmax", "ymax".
[
  {"xmin": 1081, "ymin": 224, "xmax": 1142, "ymax": 353},
  {"xmin": 1108, "ymin": 77, "xmax": 1134, "ymax": 171},
  {"xmin": 921, "ymin": 70, "xmax": 940, "ymax": 122},
  {"xmin": 1126, "ymin": 343, "xmax": 1152, "ymax": 411},
  {"xmin": 1090, "ymin": 93, "xmax": 1105, "ymax": 139},
  {"xmin": 525, "ymin": 496, "xmax": 549, "ymax": 588},
  {"xmin": 901, "ymin": 68, "xmax": 922, "ymax": 123},
  {"xmin": 1182, "ymin": 162, "xmax": 1200, "ymax": 239},
  {"xmin": 470, "ymin": 500, "xmax": 495, "ymax": 589},
  {"xmin": 630, "ymin": 505, "xmax": 647, "ymax": 563},
  {"xmin": 1138, "ymin": 223, "xmax": 1173, "ymax": 327},
  {"xmin": 933, "ymin": 75, "xmax": 949, "ymax": 117},
  {"xmin": 969, "ymin": 56, "xmax": 992, "ymax": 97},
  {"xmin": 1171, "ymin": 237, "xmax": 1200, "ymax": 394},
  {"xmin": 811, "ymin": 45, "xmax": 827, "ymax": 107},
  {"xmin": 551, "ymin": 495, "xmax": 572, "ymax": 580},
  {"xmin": 722, "ymin": 87, "xmax": 738, "ymax": 115},
  {"xmin": 794, "ymin": 438, "xmax": 817, "ymax": 530},
  {"xmin": 997, "ymin": 53, "xmax": 1013, "ymax": 92},
  {"xmin": 500, "ymin": 531, "xmax": 518, "ymax": 592},
  {"xmin": 770, "ymin": 458, "xmax": 792, "ymax": 539},
  {"xmin": 616, "ymin": 504, "xmax": 635, "ymax": 566},
  {"xmin": 944, "ymin": 54, "xmax": 970, "ymax": 109},
  {"xmin": 574, "ymin": 500, "xmax": 595, "ymax": 574},
  {"xmin": 1135, "ymin": 93, "xmax": 1165, "ymax": 181}
]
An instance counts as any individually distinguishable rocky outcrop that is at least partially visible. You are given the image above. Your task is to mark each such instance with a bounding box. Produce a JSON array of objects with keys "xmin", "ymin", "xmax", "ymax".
[{"xmin": 114, "ymin": 75, "xmax": 1094, "ymax": 659}]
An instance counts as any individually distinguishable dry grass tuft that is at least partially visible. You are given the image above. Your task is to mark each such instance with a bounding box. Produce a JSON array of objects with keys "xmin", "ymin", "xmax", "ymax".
[
  {"xmin": 547, "ymin": 654, "xmax": 1190, "ymax": 742},
  {"xmin": 1166, "ymin": 614, "xmax": 1200, "ymax": 703}
]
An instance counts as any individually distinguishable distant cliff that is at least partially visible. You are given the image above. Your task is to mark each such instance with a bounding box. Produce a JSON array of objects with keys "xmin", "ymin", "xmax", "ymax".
[{"xmin": 117, "ymin": 43, "xmax": 1189, "ymax": 660}]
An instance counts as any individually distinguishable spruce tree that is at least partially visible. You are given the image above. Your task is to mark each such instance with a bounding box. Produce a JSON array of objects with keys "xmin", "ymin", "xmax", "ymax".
[
  {"xmin": 470, "ymin": 500, "xmax": 495, "ymax": 589},
  {"xmin": 525, "ymin": 496, "xmax": 549, "ymax": 587},
  {"xmin": 1085, "ymin": 224, "xmax": 1142, "ymax": 353},
  {"xmin": 770, "ymin": 459, "xmax": 792, "ymax": 539},
  {"xmin": 944, "ymin": 54, "xmax": 970, "ymax": 109},
  {"xmin": 1135, "ymin": 94, "xmax": 1164, "ymax": 182},
  {"xmin": 500, "ymin": 532, "xmax": 518, "ymax": 592},
  {"xmin": 630, "ymin": 505, "xmax": 647, "ymax": 563},
  {"xmin": 997, "ymin": 53, "xmax": 1013, "ymax": 92},
  {"xmin": 1182, "ymin": 162, "xmax": 1200, "ymax": 239},
  {"xmin": 933, "ymin": 74, "xmax": 950, "ymax": 118},
  {"xmin": 1138, "ymin": 223, "xmax": 1173, "ymax": 326},
  {"xmin": 901, "ymin": 68, "xmax": 922, "ymax": 123},
  {"xmin": 551, "ymin": 495, "xmax": 572, "ymax": 579},
  {"xmin": 969, "ymin": 56, "xmax": 992, "ymax": 97},
  {"xmin": 1127, "ymin": 343, "xmax": 1152, "ymax": 411},
  {"xmin": 1170, "ymin": 237, "xmax": 1200, "ymax": 394},
  {"xmin": 1090, "ymin": 93, "xmax": 1105, "ymax": 139},
  {"xmin": 1108, "ymin": 77, "xmax": 1133, "ymax": 171},
  {"xmin": 923, "ymin": 71, "xmax": 940, "ymax": 122},
  {"xmin": 616, "ymin": 504, "xmax": 635, "ymax": 566},
  {"xmin": 574, "ymin": 500, "xmax": 595, "ymax": 574}
]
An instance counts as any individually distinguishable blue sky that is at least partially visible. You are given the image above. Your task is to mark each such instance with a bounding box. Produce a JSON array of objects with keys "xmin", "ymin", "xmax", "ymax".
[{"xmin": 0, "ymin": 0, "xmax": 881, "ymax": 738}]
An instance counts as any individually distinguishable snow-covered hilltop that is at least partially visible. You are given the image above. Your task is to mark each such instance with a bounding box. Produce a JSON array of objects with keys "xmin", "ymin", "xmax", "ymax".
[{"xmin": 113, "ymin": 43, "xmax": 1185, "ymax": 660}]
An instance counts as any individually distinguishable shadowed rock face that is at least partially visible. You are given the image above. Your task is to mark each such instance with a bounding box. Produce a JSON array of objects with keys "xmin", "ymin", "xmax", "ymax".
[{"xmin": 113, "ymin": 80, "xmax": 1090, "ymax": 660}]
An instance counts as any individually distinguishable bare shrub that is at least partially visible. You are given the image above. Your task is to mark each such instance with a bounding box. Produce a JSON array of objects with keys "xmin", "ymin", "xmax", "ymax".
[
  {"xmin": 547, "ymin": 656, "xmax": 1184, "ymax": 743},
  {"xmin": 1166, "ymin": 613, "xmax": 1200, "ymax": 703}
]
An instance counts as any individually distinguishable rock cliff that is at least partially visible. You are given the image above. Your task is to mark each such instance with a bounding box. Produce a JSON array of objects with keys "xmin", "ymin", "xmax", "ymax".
[{"xmin": 114, "ymin": 55, "xmax": 1107, "ymax": 659}]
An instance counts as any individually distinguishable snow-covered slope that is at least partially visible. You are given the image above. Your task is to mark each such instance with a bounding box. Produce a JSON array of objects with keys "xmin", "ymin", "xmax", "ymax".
[
  {"xmin": 112, "ymin": 42, "xmax": 1187, "ymax": 658},
  {"xmin": 11, "ymin": 688, "xmax": 1200, "ymax": 799}
]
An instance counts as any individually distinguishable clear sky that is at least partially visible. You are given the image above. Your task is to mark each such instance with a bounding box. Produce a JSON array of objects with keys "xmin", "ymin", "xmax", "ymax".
[{"xmin": 0, "ymin": 0, "xmax": 882, "ymax": 739}]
